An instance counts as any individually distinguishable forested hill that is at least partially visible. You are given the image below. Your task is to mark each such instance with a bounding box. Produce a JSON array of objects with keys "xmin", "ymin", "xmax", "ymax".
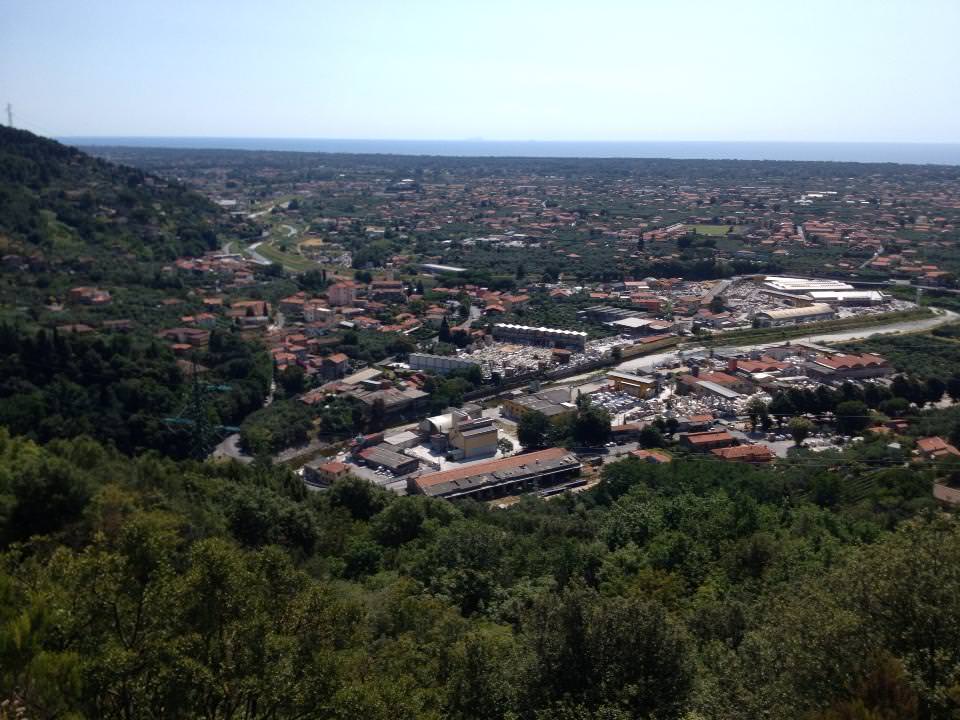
[{"xmin": 0, "ymin": 126, "xmax": 227, "ymax": 265}]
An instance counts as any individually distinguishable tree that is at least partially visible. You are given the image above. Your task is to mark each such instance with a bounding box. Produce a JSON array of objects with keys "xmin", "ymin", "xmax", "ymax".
[
  {"xmin": 278, "ymin": 365, "xmax": 306, "ymax": 396},
  {"xmin": 835, "ymin": 400, "xmax": 871, "ymax": 435},
  {"xmin": 769, "ymin": 393, "xmax": 796, "ymax": 429},
  {"xmin": 368, "ymin": 397, "xmax": 387, "ymax": 432},
  {"xmin": 709, "ymin": 295, "xmax": 725, "ymax": 313},
  {"xmin": 747, "ymin": 398, "xmax": 768, "ymax": 433},
  {"xmin": 438, "ymin": 315, "xmax": 452, "ymax": 343},
  {"xmin": 925, "ymin": 377, "xmax": 946, "ymax": 405},
  {"xmin": 947, "ymin": 374, "xmax": 960, "ymax": 402},
  {"xmin": 518, "ymin": 411, "xmax": 551, "ymax": 450},
  {"xmin": 789, "ymin": 417, "xmax": 814, "ymax": 447},
  {"xmin": 879, "ymin": 396, "xmax": 909, "ymax": 418},
  {"xmin": 639, "ymin": 426, "xmax": 664, "ymax": 448},
  {"xmin": 572, "ymin": 399, "xmax": 611, "ymax": 447}
]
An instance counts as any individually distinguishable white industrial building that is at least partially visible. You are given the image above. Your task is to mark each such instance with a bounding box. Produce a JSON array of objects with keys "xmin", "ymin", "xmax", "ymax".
[
  {"xmin": 492, "ymin": 323, "xmax": 588, "ymax": 351},
  {"xmin": 806, "ymin": 290, "xmax": 888, "ymax": 306},
  {"xmin": 763, "ymin": 276, "xmax": 855, "ymax": 294},
  {"xmin": 409, "ymin": 353, "xmax": 480, "ymax": 375}
]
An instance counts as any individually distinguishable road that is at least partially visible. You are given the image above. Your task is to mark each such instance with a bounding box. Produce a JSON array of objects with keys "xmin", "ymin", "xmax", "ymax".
[
  {"xmin": 563, "ymin": 308, "xmax": 958, "ymax": 383},
  {"xmin": 246, "ymin": 205, "xmax": 275, "ymax": 219},
  {"xmin": 245, "ymin": 241, "xmax": 273, "ymax": 266},
  {"xmin": 211, "ymin": 433, "xmax": 252, "ymax": 463}
]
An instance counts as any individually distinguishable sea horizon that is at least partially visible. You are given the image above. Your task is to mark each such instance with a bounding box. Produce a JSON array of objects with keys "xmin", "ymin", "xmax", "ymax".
[{"xmin": 59, "ymin": 136, "xmax": 960, "ymax": 165}]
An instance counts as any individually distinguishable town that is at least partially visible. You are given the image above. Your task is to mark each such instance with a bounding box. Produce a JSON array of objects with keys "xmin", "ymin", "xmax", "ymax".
[{"xmin": 18, "ymin": 146, "xmax": 958, "ymax": 510}]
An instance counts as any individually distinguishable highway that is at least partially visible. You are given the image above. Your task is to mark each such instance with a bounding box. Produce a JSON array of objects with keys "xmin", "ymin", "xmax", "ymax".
[{"xmin": 574, "ymin": 307, "xmax": 958, "ymax": 381}]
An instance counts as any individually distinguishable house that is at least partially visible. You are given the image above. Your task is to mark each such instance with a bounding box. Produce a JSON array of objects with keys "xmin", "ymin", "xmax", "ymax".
[
  {"xmin": 303, "ymin": 460, "xmax": 350, "ymax": 487},
  {"xmin": 279, "ymin": 293, "xmax": 308, "ymax": 318},
  {"xmin": 680, "ymin": 430, "xmax": 737, "ymax": 452},
  {"xmin": 321, "ymin": 353, "xmax": 350, "ymax": 380},
  {"xmin": 369, "ymin": 280, "xmax": 406, "ymax": 302},
  {"xmin": 915, "ymin": 436, "xmax": 960, "ymax": 461},
  {"xmin": 327, "ymin": 283, "xmax": 356, "ymax": 307},
  {"xmin": 69, "ymin": 286, "xmax": 112, "ymax": 305},
  {"xmin": 711, "ymin": 444, "xmax": 775, "ymax": 463}
]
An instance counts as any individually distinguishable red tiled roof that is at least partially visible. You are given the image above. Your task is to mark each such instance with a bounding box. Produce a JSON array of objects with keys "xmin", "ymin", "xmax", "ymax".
[
  {"xmin": 711, "ymin": 444, "xmax": 774, "ymax": 462},
  {"xmin": 416, "ymin": 447, "xmax": 570, "ymax": 489},
  {"xmin": 684, "ymin": 430, "xmax": 736, "ymax": 445}
]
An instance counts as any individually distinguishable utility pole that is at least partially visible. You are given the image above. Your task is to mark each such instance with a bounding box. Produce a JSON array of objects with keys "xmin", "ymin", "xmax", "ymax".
[
  {"xmin": 5, "ymin": 103, "xmax": 12, "ymax": 127},
  {"xmin": 163, "ymin": 355, "xmax": 239, "ymax": 460}
]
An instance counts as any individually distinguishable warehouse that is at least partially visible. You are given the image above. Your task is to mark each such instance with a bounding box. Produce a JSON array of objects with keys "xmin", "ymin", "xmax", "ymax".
[
  {"xmin": 409, "ymin": 353, "xmax": 480, "ymax": 375},
  {"xmin": 501, "ymin": 387, "xmax": 577, "ymax": 422},
  {"xmin": 607, "ymin": 371, "xmax": 657, "ymax": 398},
  {"xmin": 356, "ymin": 444, "xmax": 419, "ymax": 475},
  {"xmin": 753, "ymin": 303, "xmax": 836, "ymax": 327},
  {"xmin": 806, "ymin": 290, "xmax": 888, "ymax": 306},
  {"xmin": 762, "ymin": 277, "xmax": 854, "ymax": 294},
  {"xmin": 411, "ymin": 447, "xmax": 582, "ymax": 500}
]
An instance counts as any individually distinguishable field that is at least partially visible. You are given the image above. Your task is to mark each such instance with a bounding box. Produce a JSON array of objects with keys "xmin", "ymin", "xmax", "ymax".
[{"xmin": 689, "ymin": 224, "xmax": 733, "ymax": 236}]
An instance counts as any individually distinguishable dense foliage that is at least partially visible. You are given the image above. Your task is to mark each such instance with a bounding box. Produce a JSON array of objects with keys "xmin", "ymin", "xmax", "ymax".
[
  {"xmin": 1, "ymin": 426, "xmax": 956, "ymax": 719},
  {"xmin": 0, "ymin": 324, "xmax": 270, "ymax": 458}
]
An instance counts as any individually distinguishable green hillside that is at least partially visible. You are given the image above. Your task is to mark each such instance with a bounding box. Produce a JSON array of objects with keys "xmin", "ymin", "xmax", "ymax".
[{"xmin": 0, "ymin": 126, "xmax": 227, "ymax": 267}]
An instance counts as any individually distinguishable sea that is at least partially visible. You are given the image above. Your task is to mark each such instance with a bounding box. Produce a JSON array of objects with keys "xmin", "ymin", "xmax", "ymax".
[{"xmin": 60, "ymin": 137, "xmax": 960, "ymax": 165}]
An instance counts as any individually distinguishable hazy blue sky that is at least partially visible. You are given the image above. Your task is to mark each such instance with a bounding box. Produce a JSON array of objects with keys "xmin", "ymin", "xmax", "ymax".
[{"xmin": 2, "ymin": 0, "xmax": 958, "ymax": 142}]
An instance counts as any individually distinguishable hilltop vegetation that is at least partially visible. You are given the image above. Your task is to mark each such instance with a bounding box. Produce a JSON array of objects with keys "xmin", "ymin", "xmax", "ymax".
[
  {"xmin": 0, "ymin": 126, "xmax": 235, "ymax": 266},
  {"xmin": 1, "ymin": 429, "xmax": 958, "ymax": 719}
]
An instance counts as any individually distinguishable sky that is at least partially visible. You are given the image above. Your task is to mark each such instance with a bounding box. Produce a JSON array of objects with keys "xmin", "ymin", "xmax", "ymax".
[{"xmin": 1, "ymin": 0, "xmax": 959, "ymax": 143}]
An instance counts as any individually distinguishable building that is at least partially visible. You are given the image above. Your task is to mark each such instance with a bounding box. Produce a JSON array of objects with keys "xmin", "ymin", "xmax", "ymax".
[
  {"xmin": 409, "ymin": 353, "xmax": 481, "ymax": 376},
  {"xmin": 579, "ymin": 305, "xmax": 647, "ymax": 324},
  {"xmin": 607, "ymin": 371, "xmax": 657, "ymax": 398},
  {"xmin": 320, "ymin": 353, "xmax": 350, "ymax": 380},
  {"xmin": 807, "ymin": 290, "xmax": 888, "ymax": 306},
  {"xmin": 303, "ymin": 460, "xmax": 350, "ymax": 486},
  {"xmin": 411, "ymin": 447, "xmax": 582, "ymax": 500},
  {"xmin": 916, "ymin": 436, "xmax": 960, "ymax": 461},
  {"xmin": 327, "ymin": 283, "xmax": 355, "ymax": 307},
  {"xmin": 806, "ymin": 353, "xmax": 891, "ymax": 380},
  {"xmin": 762, "ymin": 277, "xmax": 855, "ymax": 294},
  {"xmin": 501, "ymin": 387, "xmax": 577, "ymax": 423},
  {"xmin": 369, "ymin": 280, "xmax": 406, "ymax": 302},
  {"xmin": 357, "ymin": 444, "xmax": 419, "ymax": 475},
  {"xmin": 753, "ymin": 303, "xmax": 836, "ymax": 327},
  {"xmin": 492, "ymin": 323, "xmax": 587, "ymax": 351},
  {"xmin": 680, "ymin": 430, "xmax": 738, "ymax": 452},
  {"xmin": 448, "ymin": 415, "xmax": 499, "ymax": 459},
  {"xmin": 711, "ymin": 444, "xmax": 775, "ymax": 463},
  {"xmin": 345, "ymin": 381, "xmax": 430, "ymax": 417},
  {"xmin": 69, "ymin": 286, "xmax": 112, "ymax": 305},
  {"xmin": 678, "ymin": 371, "xmax": 753, "ymax": 396}
]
